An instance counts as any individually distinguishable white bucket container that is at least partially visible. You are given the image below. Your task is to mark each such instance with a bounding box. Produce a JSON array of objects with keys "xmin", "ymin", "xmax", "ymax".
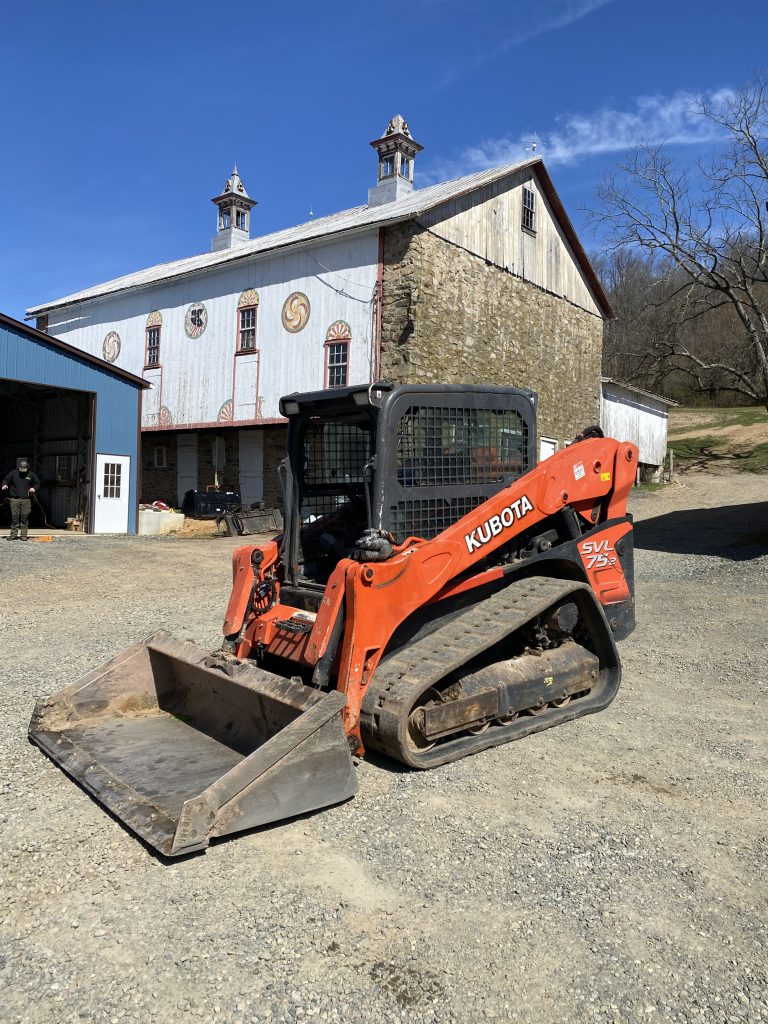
[{"xmin": 138, "ymin": 510, "xmax": 185, "ymax": 536}]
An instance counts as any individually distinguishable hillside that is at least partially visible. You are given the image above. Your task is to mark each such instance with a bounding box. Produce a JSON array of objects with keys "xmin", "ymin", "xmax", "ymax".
[{"xmin": 667, "ymin": 406, "xmax": 768, "ymax": 472}]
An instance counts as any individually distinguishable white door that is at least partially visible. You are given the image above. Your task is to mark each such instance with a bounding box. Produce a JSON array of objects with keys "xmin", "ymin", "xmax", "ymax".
[
  {"xmin": 239, "ymin": 430, "xmax": 264, "ymax": 506},
  {"xmin": 177, "ymin": 433, "xmax": 198, "ymax": 505},
  {"xmin": 94, "ymin": 454, "xmax": 130, "ymax": 534},
  {"xmin": 539, "ymin": 437, "xmax": 558, "ymax": 462}
]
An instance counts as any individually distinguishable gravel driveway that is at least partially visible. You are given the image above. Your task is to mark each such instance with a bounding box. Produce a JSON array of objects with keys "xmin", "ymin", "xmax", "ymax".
[{"xmin": 1, "ymin": 472, "xmax": 766, "ymax": 1024}]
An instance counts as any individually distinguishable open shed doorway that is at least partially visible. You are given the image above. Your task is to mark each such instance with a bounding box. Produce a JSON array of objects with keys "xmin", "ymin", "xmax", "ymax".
[{"xmin": 0, "ymin": 379, "xmax": 93, "ymax": 530}]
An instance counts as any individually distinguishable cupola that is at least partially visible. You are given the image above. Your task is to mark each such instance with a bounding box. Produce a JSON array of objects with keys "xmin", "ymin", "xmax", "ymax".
[
  {"xmin": 211, "ymin": 166, "xmax": 256, "ymax": 251},
  {"xmin": 368, "ymin": 115, "xmax": 423, "ymax": 207}
]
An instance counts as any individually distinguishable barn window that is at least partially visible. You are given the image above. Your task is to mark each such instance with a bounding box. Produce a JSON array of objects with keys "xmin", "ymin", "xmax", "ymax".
[
  {"xmin": 522, "ymin": 185, "xmax": 536, "ymax": 233},
  {"xmin": 237, "ymin": 289, "xmax": 260, "ymax": 353},
  {"xmin": 145, "ymin": 311, "xmax": 163, "ymax": 367},
  {"xmin": 399, "ymin": 155, "xmax": 411, "ymax": 179},
  {"xmin": 153, "ymin": 446, "xmax": 168, "ymax": 469},
  {"xmin": 325, "ymin": 321, "xmax": 351, "ymax": 389},
  {"xmin": 220, "ymin": 208, "xmax": 231, "ymax": 229},
  {"xmin": 236, "ymin": 209, "xmax": 248, "ymax": 230},
  {"xmin": 145, "ymin": 327, "xmax": 160, "ymax": 366},
  {"xmin": 380, "ymin": 154, "xmax": 395, "ymax": 179}
]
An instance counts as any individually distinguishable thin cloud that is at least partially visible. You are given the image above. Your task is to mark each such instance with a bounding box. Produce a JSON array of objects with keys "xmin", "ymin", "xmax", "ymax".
[
  {"xmin": 425, "ymin": 0, "xmax": 615, "ymax": 88},
  {"xmin": 424, "ymin": 88, "xmax": 737, "ymax": 181}
]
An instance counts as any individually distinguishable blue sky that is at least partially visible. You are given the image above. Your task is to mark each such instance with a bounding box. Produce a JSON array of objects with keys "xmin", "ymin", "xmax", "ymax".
[{"xmin": 1, "ymin": 0, "xmax": 765, "ymax": 319}]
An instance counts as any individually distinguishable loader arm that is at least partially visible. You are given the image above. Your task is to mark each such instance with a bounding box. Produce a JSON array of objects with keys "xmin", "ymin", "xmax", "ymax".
[{"xmin": 231, "ymin": 436, "xmax": 637, "ymax": 750}]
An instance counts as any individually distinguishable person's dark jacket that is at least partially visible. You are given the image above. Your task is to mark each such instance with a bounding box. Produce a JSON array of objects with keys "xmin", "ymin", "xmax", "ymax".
[{"xmin": 2, "ymin": 469, "xmax": 41, "ymax": 498}]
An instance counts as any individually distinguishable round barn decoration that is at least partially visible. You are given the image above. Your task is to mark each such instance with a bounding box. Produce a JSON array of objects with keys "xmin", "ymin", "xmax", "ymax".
[
  {"xmin": 158, "ymin": 406, "xmax": 173, "ymax": 426},
  {"xmin": 217, "ymin": 399, "xmax": 234, "ymax": 423},
  {"xmin": 184, "ymin": 301, "xmax": 208, "ymax": 339},
  {"xmin": 102, "ymin": 331, "xmax": 121, "ymax": 363},
  {"xmin": 146, "ymin": 310, "xmax": 163, "ymax": 328},
  {"xmin": 281, "ymin": 291, "xmax": 310, "ymax": 333}
]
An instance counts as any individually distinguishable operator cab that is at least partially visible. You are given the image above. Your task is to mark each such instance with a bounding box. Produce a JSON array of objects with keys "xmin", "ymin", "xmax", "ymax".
[{"xmin": 279, "ymin": 383, "xmax": 538, "ymax": 595}]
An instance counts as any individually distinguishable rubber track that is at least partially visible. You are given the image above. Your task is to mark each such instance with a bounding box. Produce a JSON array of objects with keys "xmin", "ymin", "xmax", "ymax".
[{"xmin": 360, "ymin": 576, "xmax": 618, "ymax": 769}]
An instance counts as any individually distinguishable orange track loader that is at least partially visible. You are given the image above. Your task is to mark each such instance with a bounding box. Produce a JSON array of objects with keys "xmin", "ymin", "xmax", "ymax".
[{"xmin": 30, "ymin": 384, "xmax": 637, "ymax": 856}]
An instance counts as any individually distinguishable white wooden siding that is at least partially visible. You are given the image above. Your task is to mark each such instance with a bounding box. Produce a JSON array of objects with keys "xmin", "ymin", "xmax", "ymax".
[
  {"xmin": 45, "ymin": 233, "xmax": 379, "ymax": 429},
  {"xmin": 419, "ymin": 171, "xmax": 601, "ymax": 317},
  {"xmin": 601, "ymin": 384, "xmax": 672, "ymax": 466}
]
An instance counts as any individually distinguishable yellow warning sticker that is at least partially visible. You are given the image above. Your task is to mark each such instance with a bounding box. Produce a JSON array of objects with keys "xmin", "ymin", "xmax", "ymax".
[{"xmin": 600, "ymin": 472, "xmax": 612, "ymax": 481}]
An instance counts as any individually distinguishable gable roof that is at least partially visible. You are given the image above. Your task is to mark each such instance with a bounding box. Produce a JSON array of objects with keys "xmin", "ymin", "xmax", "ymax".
[
  {"xmin": 0, "ymin": 311, "xmax": 149, "ymax": 388},
  {"xmin": 27, "ymin": 158, "xmax": 612, "ymax": 318}
]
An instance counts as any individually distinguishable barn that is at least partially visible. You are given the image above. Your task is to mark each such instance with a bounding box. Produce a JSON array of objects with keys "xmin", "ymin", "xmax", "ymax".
[
  {"xmin": 0, "ymin": 312, "xmax": 146, "ymax": 534},
  {"xmin": 601, "ymin": 377, "xmax": 677, "ymax": 480},
  {"xmin": 27, "ymin": 115, "xmax": 612, "ymax": 510}
]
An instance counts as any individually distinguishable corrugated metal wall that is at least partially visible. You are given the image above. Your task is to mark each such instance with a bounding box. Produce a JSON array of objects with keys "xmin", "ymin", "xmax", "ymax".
[{"xmin": 0, "ymin": 320, "xmax": 142, "ymax": 531}]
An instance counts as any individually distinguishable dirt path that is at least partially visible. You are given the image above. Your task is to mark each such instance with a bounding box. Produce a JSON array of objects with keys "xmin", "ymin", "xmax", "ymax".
[{"xmin": 0, "ymin": 472, "xmax": 766, "ymax": 1024}]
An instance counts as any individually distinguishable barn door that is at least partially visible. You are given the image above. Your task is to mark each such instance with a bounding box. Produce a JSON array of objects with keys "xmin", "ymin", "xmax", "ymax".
[
  {"xmin": 177, "ymin": 434, "xmax": 198, "ymax": 505},
  {"xmin": 238, "ymin": 430, "xmax": 264, "ymax": 506}
]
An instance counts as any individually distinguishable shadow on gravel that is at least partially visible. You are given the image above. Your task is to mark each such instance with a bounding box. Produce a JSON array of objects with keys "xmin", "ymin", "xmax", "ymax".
[{"xmin": 634, "ymin": 501, "xmax": 768, "ymax": 560}]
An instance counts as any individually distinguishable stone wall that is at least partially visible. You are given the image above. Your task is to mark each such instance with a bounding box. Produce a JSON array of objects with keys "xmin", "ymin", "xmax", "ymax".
[
  {"xmin": 380, "ymin": 222, "xmax": 604, "ymax": 446},
  {"xmin": 140, "ymin": 433, "xmax": 176, "ymax": 505}
]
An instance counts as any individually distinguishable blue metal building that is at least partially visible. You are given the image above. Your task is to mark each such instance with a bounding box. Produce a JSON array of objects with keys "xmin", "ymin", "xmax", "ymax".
[{"xmin": 0, "ymin": 312, "xmax": 147, "ymax": 533}]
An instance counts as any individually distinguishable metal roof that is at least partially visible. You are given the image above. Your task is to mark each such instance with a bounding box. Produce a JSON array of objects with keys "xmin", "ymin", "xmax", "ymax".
[
  {"xmin": 28, "ymin": 157, "xmax": 612, "ymax": 318},
  {"xmin": 601, "ymin": 377, "xmax": 678, "ymax": 406},
  {"xmin": 0, "ymin": 311, "xmax": 149, "ymax": 388}
]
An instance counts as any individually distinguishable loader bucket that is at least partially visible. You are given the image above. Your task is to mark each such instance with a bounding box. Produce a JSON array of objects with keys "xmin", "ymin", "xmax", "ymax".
[{"xmin": 29, "ymin": 632, "xmax": 357, "ymax": 857}]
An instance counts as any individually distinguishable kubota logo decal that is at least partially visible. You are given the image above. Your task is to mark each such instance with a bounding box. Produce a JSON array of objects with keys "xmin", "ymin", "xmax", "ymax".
[
  {"xmin": 580, "ymin": 538, "xmax": 617, "ymax": 570},
  {"xmin": 465, "ymin": 495, "xmax": 534, "ymax": 553}
]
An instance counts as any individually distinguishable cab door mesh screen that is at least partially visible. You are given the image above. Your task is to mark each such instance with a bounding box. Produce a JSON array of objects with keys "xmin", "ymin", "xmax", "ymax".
[
  {"xmin": 299, "ymin": 415, "xmax": 373, "ymax": 581},
  {"xmin": 389, "ymin": 405, "xmax": 529, "ymax": 541}
]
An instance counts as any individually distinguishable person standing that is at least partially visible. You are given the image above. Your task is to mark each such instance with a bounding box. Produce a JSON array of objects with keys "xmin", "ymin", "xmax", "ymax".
[{"xmin": 2, "ymin": 460, "xmax": 41, "ymax": 541}]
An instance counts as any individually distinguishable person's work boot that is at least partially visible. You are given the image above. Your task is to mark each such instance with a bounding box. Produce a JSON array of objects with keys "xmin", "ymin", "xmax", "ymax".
[{"xmin": 19, "ymin": 537, "xmax": 28, "ymax": 542}]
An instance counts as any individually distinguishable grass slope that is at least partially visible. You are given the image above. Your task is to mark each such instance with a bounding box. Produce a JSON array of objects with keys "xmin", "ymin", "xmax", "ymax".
[{"xmin": 668, "ymin": 407, "xmax": 768, "ymax": 472}]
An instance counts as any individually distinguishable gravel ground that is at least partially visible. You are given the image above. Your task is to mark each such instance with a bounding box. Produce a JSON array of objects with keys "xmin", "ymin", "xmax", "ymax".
[{"xmin": 1, "ymin": 472, "xmax": 766, "ymax": 1024}]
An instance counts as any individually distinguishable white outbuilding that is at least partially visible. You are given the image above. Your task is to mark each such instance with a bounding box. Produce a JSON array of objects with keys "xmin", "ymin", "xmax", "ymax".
[{"xmin": 601, "ymin": 377, "xmax": 677, "ymax": 480}]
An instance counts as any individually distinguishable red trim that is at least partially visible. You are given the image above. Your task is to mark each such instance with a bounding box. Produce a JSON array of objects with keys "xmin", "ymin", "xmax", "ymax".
[
  {"xmin": 142, "ymin": 416, "xmax": 287, "ymax": 433},
  {"xmin": 230, "ymin": 346, "xmax": 261, "ymax": 423}
]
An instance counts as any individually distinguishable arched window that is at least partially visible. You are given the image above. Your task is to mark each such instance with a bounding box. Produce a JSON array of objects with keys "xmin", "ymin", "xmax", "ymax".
[
  {"xmin": 237, "ymin": 289, "xmax": 260, "ymax": 352},
  {"xmin": 145, "ymin": 311, "xmax": 162, "ymax": 367},
  {"xmin": 325, "ymin": 321, "xmax": 351, "ymax": 388}
]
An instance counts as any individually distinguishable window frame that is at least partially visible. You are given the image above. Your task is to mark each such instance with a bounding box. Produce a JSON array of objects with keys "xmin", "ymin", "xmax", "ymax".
[
  {"xmin": 324, "ymin": 338, "xmax": 349, "ymax": 389},
  {"xmin": 236, "ymin": 303, "xmax": 259, "ymax": 353},
  {"xmin": 522, "ymin": 184, "xmax": 537, "ymax": 234},
  {"xmin": 145, "ymin": 325, "xmax": 161, "ymax": 368},
  {"xmin": 235, "ymin": 209, "xmax": 248, "ymax": 230},
  {"xmin": 379, "ymin": 153, "xmax": 395, "ymax": 180},
  {"xmin": 153, "ymin": 445, "xmax": 168, "ymax": 469}
]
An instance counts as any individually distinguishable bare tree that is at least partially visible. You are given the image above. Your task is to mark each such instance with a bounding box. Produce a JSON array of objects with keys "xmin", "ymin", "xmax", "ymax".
[{"xmin": 593, "ymin": 75, "xmax": 768, "ymax": 408}]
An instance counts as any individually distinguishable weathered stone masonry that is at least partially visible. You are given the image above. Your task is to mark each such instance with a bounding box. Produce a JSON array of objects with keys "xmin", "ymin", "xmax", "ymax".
[{"xmin": 379, "ymin": 222, "xmax": 603, "ymax": 445}]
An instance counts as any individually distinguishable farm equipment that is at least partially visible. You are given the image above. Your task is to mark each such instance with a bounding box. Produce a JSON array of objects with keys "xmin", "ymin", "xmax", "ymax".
[{"xmin": 30, "ymin": 383, "xmax": 637, "ymax": 857}]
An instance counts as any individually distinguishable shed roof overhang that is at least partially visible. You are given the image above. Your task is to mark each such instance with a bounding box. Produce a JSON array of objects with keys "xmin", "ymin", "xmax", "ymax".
[{"xmin": 0, "ymin": 311, "xmax": 150, "ymax": 389}]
